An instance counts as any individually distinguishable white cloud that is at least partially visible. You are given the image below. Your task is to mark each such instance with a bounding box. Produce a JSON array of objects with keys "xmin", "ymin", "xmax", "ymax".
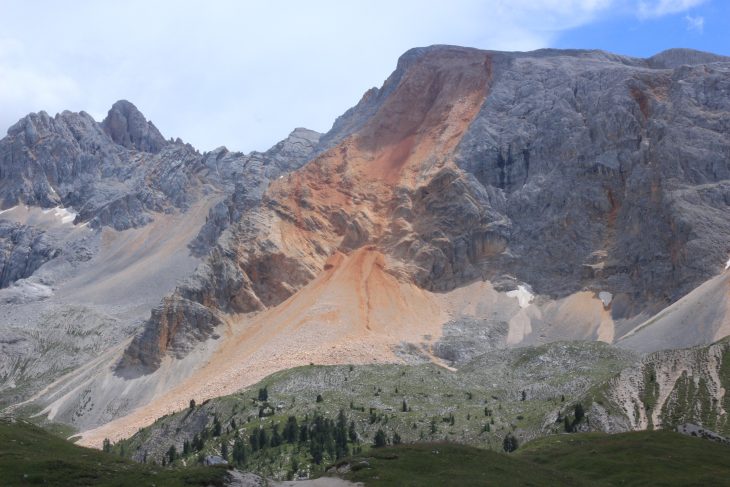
[
  {"xmin": 0, "ymin": 38, "xmax": 81, "ymax": 133},
  {"xmin": 685, "ymin": 14, "xmax": 705, "ymax": 32},
  {"xmin": 637, "ymin": 0, "xmax": 707, "ymax": 19},
  {"xmin": 0, "ymin": 1, "xmax": 706, "ymax": 151}
]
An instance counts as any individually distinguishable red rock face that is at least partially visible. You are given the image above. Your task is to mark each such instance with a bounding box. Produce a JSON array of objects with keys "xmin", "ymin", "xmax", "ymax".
[
  {"xmin": 118, "ymin": 47, "xmax": 499, "ymax": 377},
  {"xmin": 262, "ymin": 47, "xmax": 493, "ymax": 284}
]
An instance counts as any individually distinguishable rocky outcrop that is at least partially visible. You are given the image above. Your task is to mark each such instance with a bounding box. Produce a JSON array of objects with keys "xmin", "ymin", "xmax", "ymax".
[
  {"xmin": 0, "ymin": 102, "xmax": 203, "ymax": 231},
  {"xmin": 0, "ymin": 221, "xmax": 60, "ymax": 288},
  {"xmin": 101, "ymin": 100, "xmax": 167, "ymax": 153},
  {"xmin": 589, "ymin": 338, "xmax": 730, "ymax": 436},
  {"xmin": 647, "ymin": 48, "xmax": 730, "ymax": 69},
  {"xmin": 117, "ymin": 296, "xmax": 222, "ymax": 374},
  {"xmin": 189, "ymin": 128, "xmax": 321, "ymax": 255}
]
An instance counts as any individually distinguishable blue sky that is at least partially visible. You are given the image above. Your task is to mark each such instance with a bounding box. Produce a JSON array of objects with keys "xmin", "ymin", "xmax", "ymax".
[
  {"xmin": 556, "ymin": 1, "xmax": 730, "ymax": 56},
  {"xmin": 1, "ymin": 0, "xmax": 727, "ymax": 152}
]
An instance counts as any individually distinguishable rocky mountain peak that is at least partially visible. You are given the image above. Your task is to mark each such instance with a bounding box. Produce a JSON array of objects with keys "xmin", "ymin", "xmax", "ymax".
[
  {"xmin": 648, "ymin": 48, "xmax": 730, "ymax": 68},
  {"xmin": 101, "ymin": 99, "xmax": 167, "ymax": 153}
]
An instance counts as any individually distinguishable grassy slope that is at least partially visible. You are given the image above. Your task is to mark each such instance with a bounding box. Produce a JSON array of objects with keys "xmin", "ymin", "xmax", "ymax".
[
  {"xmin": 342, "ymin": 431, "xmax": 730, "ymax": 486},
  {"xmin": 519, "ymin": 431, "xmax": 730, "ymax": 486},
  {"xmin": 116, "ymin": 341, "xmax": 634, "ymax": 477},
  {"xmin": 0, "ymin": 419, "xmax": 228, "ymax": 487}
]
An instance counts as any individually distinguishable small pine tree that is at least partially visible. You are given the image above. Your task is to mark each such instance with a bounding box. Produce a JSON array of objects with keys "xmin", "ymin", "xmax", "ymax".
[
  {"xmin": 393, "ymin": 432, "xmax": 402, "ymax": 445},
  {"xmin": 258, "ymin": 427, "xmax": 269, "ymax": 449},
  {"xmin": 402, "ymin": 399, "xmax": 408, "ymax": 412},
  {"xmin": 232, "ymin": 437, "xmax": 246, "ymax": 465},
  {"xmin": 374, "ymin": 429, "xmax": 387, "ymax": 448},
  {"xmin": 221, "ymin": 441, "xmax": 229, "ymax": 460},
  {"xmin": 348, "ymin": 420, "xmax": 358, "ymax": 443},
  {"xmin": 502, "ymin": 433, "xmax": 518, "ymax": 453},
  {"xmin": 316, "ymin": 394, "xmax": 324, "ymax": 403},
  {"xmin": 258, "ymin": 386, "xmax": 268, "ymax": 402},
  {"xmin": 102, "ymin": 438, "xmax": 112, "ymax": 453},
  {"xmin": 299, "ymin": 424, "xmax": 309, "ymax": 443},
  {"xmin": 271, "ymin": 423, "xmax": 283, "ymax": 447},
  {"xmin": 189, "ymin": 399, "xmax": 196, "ymax": 409},
  {"xmin": 521, "ymin": 390, "xmax": 527, "ymax": 401},
  {"xmin": 564, "ymin": 415, "xmax": 572, "ymax": 433},
  {"xmin": 574, "ymin": 403, "xmax": 585, "ymax": 423},
  {"xmin": 167, "ymin": 445, "xmax": 177, "ymax": 464},
  {"xmin": 213, "ymin": 416, "xmax": 222, "ymax": 437},
  {"xmin": 284, "ymin": 416, "xmax": 298, "ymax": 443},
  {"xmin": 250, "ymin": 430, "xmax": 260, "ymax": 452}
]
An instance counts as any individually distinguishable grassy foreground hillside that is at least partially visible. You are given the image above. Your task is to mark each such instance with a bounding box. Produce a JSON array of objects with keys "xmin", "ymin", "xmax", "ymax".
[
  {"xmin": 114, "ymin": 342, "xmax": 634, "ymax": 478},
  {"xmin": 341, "ymin": 431, "xmax": 730, "ymax": 486},
  {"xmin": 0, "ymin": 419, "xmax": 228, "ymax": 487},
  {"xmin": 4, "ymin": 417, "xmax": 730, "ymax": 486}
]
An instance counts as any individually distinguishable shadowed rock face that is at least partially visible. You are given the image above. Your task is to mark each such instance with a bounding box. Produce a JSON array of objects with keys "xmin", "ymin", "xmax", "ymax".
[
  {"xmin": 0, "ymin": 221, "xmax": 60, "ymax": 289},
  {"xmin": 0, "ymin": 105, "xmax": 199, "ymax": 231},
  {"xmin": 119, "ymin": 46, "xmax": 730, "ymax": 373},
  {"xmin": 454, "ymin": 48, "xmax": 730, "ymax": 311},
  {"xmin": 101, "ymin": 100, "xmax": 167, "ymax": 153},
  {"xmin": 117, "ymin": 296, "xmax": 222, "ymax": 373}
]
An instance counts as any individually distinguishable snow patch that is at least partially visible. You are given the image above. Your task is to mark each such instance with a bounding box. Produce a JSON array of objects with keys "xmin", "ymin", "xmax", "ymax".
[
  {"xmin": 506, "ymin": 284, "xmax": 534, "ymax": 308},
  {"xmin": 726, "ymin": 257, "xmax": 729, "ymax": 270},
  {"xmin": 42, "ymin": 206, "xmax": 77, "ymax": 224},
  {"xmin": 598, "ymin": 291, "xmax": 613, "ymax": 308},
  {"xmin": 54, "ymin": 207, "xmax": 77, "ymax": 224},
  {"xmin": 0, "ymin": 206, "xmax": 18, "ymax": 216}
]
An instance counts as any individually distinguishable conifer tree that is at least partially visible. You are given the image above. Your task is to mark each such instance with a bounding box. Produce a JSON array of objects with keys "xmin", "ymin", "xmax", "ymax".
[
  {"xmin": 221, "ymin": 441, "xmax": 229, "ymax": 460},
  {"xmin": 502, "ymin": 433, "xmax": 518, "ymax": 453},
  {"xmin": 374, "ymin": 429, "xmax": 387, "ymax": 447},
  {"xmin": 167, "ymin": 445, "xmax": 177, "ymax": 464},
  {"xmin": 258, "ymin": 386, "xmax": 268, "ymax": 402},
  {"xmin": 232, "ymin": 437, "xmax": 246, "ymax": 465}
]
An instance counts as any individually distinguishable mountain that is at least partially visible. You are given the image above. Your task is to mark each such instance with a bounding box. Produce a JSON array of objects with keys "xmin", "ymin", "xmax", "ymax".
[
  {"xmin": 1, "ymin": 46, "xmax": 729, "ymax": 453},
  {"xmin": 0, "ymin": 101, "xmax": 321, "ymax": 411}
]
